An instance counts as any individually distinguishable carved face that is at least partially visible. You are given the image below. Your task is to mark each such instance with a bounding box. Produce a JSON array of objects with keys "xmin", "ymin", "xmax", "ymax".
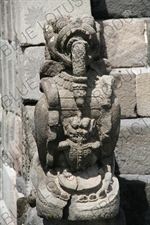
[
  {"xmin": 63, "ymin": 116, "xmax": 96, "ymax": 142},
  {"xmin": 43, "ymin": 14, "xmax": 101, "ymax": 66}
]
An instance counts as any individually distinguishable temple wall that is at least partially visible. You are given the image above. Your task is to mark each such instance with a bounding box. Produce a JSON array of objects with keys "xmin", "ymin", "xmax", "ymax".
[
  {"xmin": 0, "ymin": 1, "xmax": 150, "ymax": 225},
  {"xmin": 96, "ymin": 16, "xmax": 150, "ymax": 225}
]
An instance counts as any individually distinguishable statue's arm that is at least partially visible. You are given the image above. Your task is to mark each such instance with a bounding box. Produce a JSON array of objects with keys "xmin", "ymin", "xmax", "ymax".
[{"xmin": 34, "ymin": 77, "xmax": 60, "ymax": 170}]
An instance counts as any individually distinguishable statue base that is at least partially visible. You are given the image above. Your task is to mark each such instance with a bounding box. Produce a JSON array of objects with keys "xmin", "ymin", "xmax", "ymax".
[
  {"xmin": 30, "ymin": 152, "xmax": 120, "ymax": 221},
  {"xmin": 42, "ymin": 209, "xmax": 126, "ymax": 225}
]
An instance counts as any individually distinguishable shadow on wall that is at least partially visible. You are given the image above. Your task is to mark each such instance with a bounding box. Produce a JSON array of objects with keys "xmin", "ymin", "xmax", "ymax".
[
  {"xmin": 91, "ymin": 0, "xmax": 150, "ymax": 19},
  {"xmin": 115, "ymin": 160, "xmax": 150, "ymax": 225},
  {"xmin": 91, "ymin": 0, "xmax": 109, "ymax": 19},
  {"xmin": 98, "ymin": 20, "xmax": 107, "ymax": 59}
]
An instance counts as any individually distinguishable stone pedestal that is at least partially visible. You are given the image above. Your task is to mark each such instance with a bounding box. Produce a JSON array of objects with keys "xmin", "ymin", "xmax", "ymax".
[{"xmin": 42, "ymin": 209, "xmax": 126, "ymax": 225}]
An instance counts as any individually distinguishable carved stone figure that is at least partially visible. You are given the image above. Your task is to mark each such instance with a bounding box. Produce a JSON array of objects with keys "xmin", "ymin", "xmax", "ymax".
[{"xmin": 30, "ymin": 14, "xmax": 120, "ymax": 222}]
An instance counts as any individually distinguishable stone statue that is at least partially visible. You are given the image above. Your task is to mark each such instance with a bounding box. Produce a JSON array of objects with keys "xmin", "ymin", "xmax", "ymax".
[{"xmin": 30, "ymin": 14, "xmax": 121, "ymax": 223}]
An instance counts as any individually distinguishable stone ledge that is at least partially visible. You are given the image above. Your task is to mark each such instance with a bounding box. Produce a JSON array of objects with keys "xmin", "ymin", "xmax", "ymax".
[{"xmin": 119, "ymin": 174, "xmax": 150, "ymax": 183}]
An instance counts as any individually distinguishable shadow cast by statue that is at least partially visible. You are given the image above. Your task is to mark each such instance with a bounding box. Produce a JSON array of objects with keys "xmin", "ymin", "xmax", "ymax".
[
  {"xmin": 115, "ymin": 160, "xmax": 150, "ymax": 225},
  {"xmin": 91, "ymin": 0, "xmax": 109, "ymax": 19}
]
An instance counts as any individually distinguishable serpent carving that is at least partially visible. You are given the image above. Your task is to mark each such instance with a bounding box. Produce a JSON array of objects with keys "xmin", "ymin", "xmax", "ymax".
[{"xmin": 30, "ymin": 14, "xmax": 121, "ymax": 222}]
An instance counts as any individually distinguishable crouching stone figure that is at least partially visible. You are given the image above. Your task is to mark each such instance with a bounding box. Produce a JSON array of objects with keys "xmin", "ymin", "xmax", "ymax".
[{"xmin": 30, "ymin": 14, "xmax": 121, "ymax": 223}]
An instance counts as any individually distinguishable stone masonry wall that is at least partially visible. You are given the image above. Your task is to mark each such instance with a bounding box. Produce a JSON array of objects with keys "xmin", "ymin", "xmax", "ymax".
[
  {"xmin": 0, "ymin": 1, "xmax": 150, "ymax": 225},
  {"xmin": 0, "ymin": 1, "xmax": 24, "ymax": 224},
  {"xmin": 0, "ymin": 1, "xmax": 92, "ymax": 224},
  {"xmin": 93, "ymin": 3, "xmax": 150, "ymax": 224}
]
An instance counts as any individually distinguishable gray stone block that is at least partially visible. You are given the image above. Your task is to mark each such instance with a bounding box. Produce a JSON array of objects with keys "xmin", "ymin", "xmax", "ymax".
[
  {"xmin": 2, "ymin": 164, "xmax": 24, "ymax": 225},
  {"xmin": 1, "ymin": 0, "xmax": 18, "ymax": 41},
  {"xmin": 0, "ymin": 169, "xmax": 2, "ymax": 200},
  {"xmin": 1, "ymin": 39, "xmax": 22, "ymax": 115},
  {"xmin": 15, "ymin": 0, "xmax": 91, "ymax": 45},
  {"xmin": 18, "ymin": 46, "xmax": 44, "ymax": 102},
  {"xmin": 99, "ymin": 19, "xmax": 147, "ymax": 68},
  {"xmin": 115, "ymin": 118, "xmax": 150, "ymax": 175},
  {"xmin": 110, "ymin": 68, "xmax": 136, "ymax": 118},
  {"xmin": 136, "ymin": 70, "xmax": 150, "ymax": 116},
  {"xmin": 1, "ymin": 111, "xmax": 23, "ymax": 175},
  {"xmin": 146, "ymin": 19, "xmax": 150, "ymax": 65},
  {"xmin": 0, "ymin": 200, "xmax": 16, "ymax": 225},
  {"xmin": 91, "ymin": 0, "xmax": 150, "ymax": 19}
]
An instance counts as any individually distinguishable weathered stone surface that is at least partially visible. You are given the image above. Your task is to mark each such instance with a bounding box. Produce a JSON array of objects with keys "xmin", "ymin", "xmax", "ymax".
[
  {"xmin": 0, "ymin": 174, "xmax": 1, "ymax": 200},
  {"xmin": 30, "ymin": 15, "xmax": 120, "ymax": 222},
  {"xmin": 1, "ymin": 0, "xmax": 16, "ymax": 41},
  {"xmin": 147, "ymin": 19, "xmax": 150, "ymax": 65},
  {"xmin": 24, "ymin": 207, "xmax": 43, "ymax": 225},
  {"xmin": 0, "ymin": 200, "xmax": 15, "ymax": 225},
  {"xmin": 23, "ymin": 105, "xmax": 37, "ymax": 160},
  {"xmin": 17, "ymin": 198, "xmax": 43, "ymax": 225},
  {"xmin": 19, "ymin": 209, "xmax": 126, "ymax": 225},
  {"xmin": 91, "ymin": 0, "xmax": 150, "ymax": 19},
  {"xmin": 1, "ymin": 111, "xmax": 23, "ymax": 175},
  {"xmin": 22, "ymin": 105, "xmax": 37, "ymax": 183},
  {"xmin": 1, "ymin": 40, "xmax": 22, "ymax": 115},
  {"xmin": 15, "ymin": 0, "xmax": 91, "ymax": 45},
  {"xmin": 110, "ymin": 68, "xmax": 136, "ymax": 118},
  {"xmin": 115, "ymin": 118, "xmax": 150, "ymax": 175},
  {"xmin": 2, "ymin": 164, "xmax": 24, "ymax": 225},
  {"xmin": 0, "ymin": 97, "xmax": 2, "ymax": 171},
  {"xmin": 18, "ymin": 46, "xmax": 44, "ymax": 102},
  {"xmin": 1, "ymin": 111, "xmax": 23, "ymax": 223},
  {"xmin": 16, "ymin": 177, "xmax": 26, "ymax": 196},
  {"xmin": 99, "ymin": 19, "xmax": 147, "ymax": 68},
  {"xmin": 136, "ymin": 71, "xmax": 150, "ymax": 116},
  {"xmin": 0, "ymin": 59, "xmax": 2, "ymax": 93},
  {"xmin": 43, "ymin": 209, "xmax": 126, "ymax": 224},
  {"xmin": 23, "ymin": 105, "xmax": 35, "ymax": 130}
]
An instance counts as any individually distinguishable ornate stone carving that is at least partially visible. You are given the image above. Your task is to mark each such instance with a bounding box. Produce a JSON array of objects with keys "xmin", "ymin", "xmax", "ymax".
[{"xmin": 30, "ymin": 14, "xmax": 120, "ymax": 222}]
